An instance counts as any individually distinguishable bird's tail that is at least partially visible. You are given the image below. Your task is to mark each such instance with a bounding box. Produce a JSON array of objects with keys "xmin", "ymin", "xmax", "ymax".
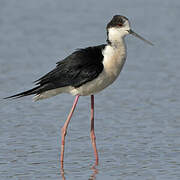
[{"xmin": 4, "ymin": 86, "xmax": 40, "ymax": 99}]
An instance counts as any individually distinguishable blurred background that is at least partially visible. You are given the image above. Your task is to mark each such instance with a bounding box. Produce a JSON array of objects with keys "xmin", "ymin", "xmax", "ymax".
[{"xmin": 0, "ymin": 0, "xmax": 180, "ymax": 179}]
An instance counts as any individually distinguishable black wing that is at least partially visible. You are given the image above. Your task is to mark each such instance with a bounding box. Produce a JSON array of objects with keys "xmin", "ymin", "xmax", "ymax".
[
  {"xmin": 34, "ymin": 44, "xmax": 105, "ymax": 89},
  {"xmin": 4, "ymin": 44, "xmax": 105, "ymax": 99}
]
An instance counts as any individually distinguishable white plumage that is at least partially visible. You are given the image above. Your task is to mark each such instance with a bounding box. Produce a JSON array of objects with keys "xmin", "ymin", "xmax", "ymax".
[{"xmin": 33, "ymin": 26, "xmax": 128, "ymax": 101}]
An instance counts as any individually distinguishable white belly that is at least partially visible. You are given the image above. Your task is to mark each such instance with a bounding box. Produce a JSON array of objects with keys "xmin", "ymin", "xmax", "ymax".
[
  {"xmin": 33, "ymin": 43, "xmax": 126, "ymax": 101},
  {"xmin": 71, "ymin": 44, "xmax": 127, "ymax": 96},
  {"xmin": 70, "ymin": 69, "xmax": 120, "ymax": 96}
]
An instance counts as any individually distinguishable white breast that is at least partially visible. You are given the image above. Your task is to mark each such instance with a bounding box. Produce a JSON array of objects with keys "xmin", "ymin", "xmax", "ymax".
[
  {"xmin": 71, "ymin": 42, "xmax": 127, "ymax": 96},
  {"xmin": 33, "ymin": 42, "xmax": 127, "ymax": 101}
]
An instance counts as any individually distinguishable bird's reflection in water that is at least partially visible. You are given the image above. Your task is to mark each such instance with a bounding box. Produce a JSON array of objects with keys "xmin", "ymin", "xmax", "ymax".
[
  {"xmin": 88, "ymin": 165, "xmax": 98, "ymax": 180},
  {"xmin": 60, "ymin": 164, "xmax": 98, "ymax": 180},
  {"xmin": 60, "ymin": 167, "xmax": 66, "ymax": 180}
]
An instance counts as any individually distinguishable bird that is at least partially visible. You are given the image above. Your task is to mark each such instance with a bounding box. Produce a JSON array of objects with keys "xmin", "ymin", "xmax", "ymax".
[{"xmin": 4, "ymin": 15, "xmax": 153, "ymax": 167}]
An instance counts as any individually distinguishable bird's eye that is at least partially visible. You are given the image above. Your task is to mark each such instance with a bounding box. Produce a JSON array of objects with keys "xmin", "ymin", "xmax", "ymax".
[{"xmin": 118, "ymin": 23, "xmax": 123, "ymax": 27}]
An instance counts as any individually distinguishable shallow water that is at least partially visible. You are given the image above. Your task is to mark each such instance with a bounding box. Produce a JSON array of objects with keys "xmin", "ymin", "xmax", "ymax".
[{"xmin": 1, "ymin": 0, "xmax": 180, "ymax": 179}]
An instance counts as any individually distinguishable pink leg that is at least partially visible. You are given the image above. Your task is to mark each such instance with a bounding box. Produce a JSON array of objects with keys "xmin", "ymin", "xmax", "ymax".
[
  {"xmin": 60, "ymin": 95, "xmax": 80, "ymax": 168},
  {"xmin": 90, "ymin": 95, "xmax": 99, "ymax": 165}
]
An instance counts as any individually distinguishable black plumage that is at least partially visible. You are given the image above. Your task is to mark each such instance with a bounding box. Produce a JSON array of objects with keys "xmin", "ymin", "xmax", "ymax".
[
  {"xmin": 106, "ymin": 15, "xmax": 128, "ymax": 44},
  {"xmin": 106, "ymin": 15, "xmax": 128, "ymax": 29},
  {"xmin": 4, "ymin": 44, "xmax": 105, "ymax": 99}
]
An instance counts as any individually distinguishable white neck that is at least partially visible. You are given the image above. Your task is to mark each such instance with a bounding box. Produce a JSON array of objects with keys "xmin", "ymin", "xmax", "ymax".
[
  {"xmin": 109, "ymin": 37, "xmax": 126, "ymax": 49},
  {"xmin": 103, "ymin": 36, "xmax": 127, "ymax": 76},
  {"xmin": 107, "ymin": 27, "xmax": 129, "ymax": 47}
]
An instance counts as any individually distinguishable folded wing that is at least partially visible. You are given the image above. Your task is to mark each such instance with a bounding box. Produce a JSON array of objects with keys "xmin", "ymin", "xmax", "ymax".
[{"xmin": 4, "ymin": 44, "xmax": 105, "ymax": 99}]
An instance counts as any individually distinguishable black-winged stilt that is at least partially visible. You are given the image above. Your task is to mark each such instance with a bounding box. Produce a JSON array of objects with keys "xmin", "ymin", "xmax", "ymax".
[{"xmin": 4, "ymin": 15, "xmax": 153, "ymax": 167}]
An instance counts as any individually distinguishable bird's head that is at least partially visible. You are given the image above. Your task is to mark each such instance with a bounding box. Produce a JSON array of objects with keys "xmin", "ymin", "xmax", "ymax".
[{"xmin": 106, "ymin": 15, "xmax": 153, "ymax": 46}]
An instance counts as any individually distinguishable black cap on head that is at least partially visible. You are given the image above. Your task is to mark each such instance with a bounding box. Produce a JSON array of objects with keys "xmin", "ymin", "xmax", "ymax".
[{"xmin": 106, "ymin": 15, "xmax": 128, "ymax": 29}]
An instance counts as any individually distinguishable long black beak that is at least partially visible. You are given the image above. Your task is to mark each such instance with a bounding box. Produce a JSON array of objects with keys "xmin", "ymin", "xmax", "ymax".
[{"xmin": 128, "ymin": 29, "xmax": 154, "ymax": 46}]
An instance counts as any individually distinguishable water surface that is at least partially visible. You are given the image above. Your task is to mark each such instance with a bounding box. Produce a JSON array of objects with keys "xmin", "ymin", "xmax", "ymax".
[{"xmin": 1, "ymin": 0, "xmax": 180, "ymax": 179}]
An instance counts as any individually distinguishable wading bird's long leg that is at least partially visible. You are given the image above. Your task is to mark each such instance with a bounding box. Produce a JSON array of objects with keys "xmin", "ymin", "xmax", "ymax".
[
  {"xmin": 60, "ymin": 95, "xmax": 80, "ymax": 168},
  {"xmin": 90, "ymin": 95, "xmax": 99, "ymax": 165}
]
